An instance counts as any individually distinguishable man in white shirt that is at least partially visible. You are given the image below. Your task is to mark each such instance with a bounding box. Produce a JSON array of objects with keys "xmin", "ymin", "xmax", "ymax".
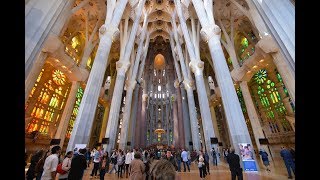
[
  {"xmin": 41, "ymin": 145, "xmax": 61, "ymax": 180},
  {"xmin": 124, "ymin": 149, "xmax": 133, "ymax": 178}
]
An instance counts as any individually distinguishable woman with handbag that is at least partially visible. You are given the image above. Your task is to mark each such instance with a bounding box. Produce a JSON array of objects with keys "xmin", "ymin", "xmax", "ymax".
[{"xmin": 56, "ymin": 151, "xmax": 73, "ymax": 180}]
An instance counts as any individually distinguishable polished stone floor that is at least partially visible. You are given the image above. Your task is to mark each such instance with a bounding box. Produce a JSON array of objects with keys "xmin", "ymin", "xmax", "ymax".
[
  {"xmin": 26, "ymin": 157, "xmax": 295, "ymax": 179},
  {"xmin": 80, "ymin": 158, "xmax": 294, "ymax": 180}
]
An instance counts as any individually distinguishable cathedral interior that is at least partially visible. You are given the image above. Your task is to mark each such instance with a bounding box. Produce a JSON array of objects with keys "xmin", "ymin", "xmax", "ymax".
[{"xmin": 25, "ymin": 0, "xmax": 295, "ymax": 174}]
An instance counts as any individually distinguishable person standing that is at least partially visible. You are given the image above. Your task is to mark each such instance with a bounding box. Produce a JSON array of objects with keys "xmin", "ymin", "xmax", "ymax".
[
  {"xmin": 99, "ymin": 152, "xmax": 110, "ymax": 180},
  {"xmin": 176, "ymin": 149, "xmax": 182, "ymax": 172},
  {"xmin": 117, "ymin": 149, "xmax": 125, "ymax": 178},
  {"xmin": 90, "ymin": 147, "xmax": 100, "ymax": 178},
  {"xmin": 280, "ymin": 146, "xmax": 295, "ymax": 179},
  {"xmin": 124, "ymin": 150, "xmax": 133, "ymax": 178},
  {"xmin": 181, "ymin": 149, "xmax": 190, "ymax": 172},
  {"xmin": 259, "ymin": 149, "xmax": 271, "ymax": 172},
  {"xmin": 41, "ymin": 146, "xmax": 61, "ymax": 180},
  {"xmin": 226, "ymin": 148, "xmax": 243, "ymax": 180},
  {"xmin": 196, "ymin": 151, "xmax": 206, "ymax": 180},
  {"xmin": 67, "ymin": 148, "xmax": 87, "ymax": 180},
  {"xmin": 204, "ymin": 151, "xmax": 210, "ymax": 175},
  {"xmin": 56, "ymin": 151, "xmax": 73, "ymax": 180},
  {"xmin": 129, "ymin": 152, "xmax": 145, "ymax": 180},
  {"xmin": 26, "ymin": 150, "xmax": 44, "ymax": 180},
  {"xmin": 211, "ymin": 148, "xmax": 217, "ymax": 166}
]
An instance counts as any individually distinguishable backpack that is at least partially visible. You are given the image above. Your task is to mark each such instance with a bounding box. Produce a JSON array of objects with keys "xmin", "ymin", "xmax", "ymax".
[{"xmin": 56, "ymin": 163, "xmax": 67, "ymax": 174}]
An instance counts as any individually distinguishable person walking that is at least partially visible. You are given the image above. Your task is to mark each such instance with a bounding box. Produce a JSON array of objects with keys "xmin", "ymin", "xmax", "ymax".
[
  {"xmin": 109, "ymin": 150, "xmax": 118, "ymax": 174},
  {"xmin": 280, "ymin": 146, "xmax": 295, "ymax": 179},
  {"xmin": 259, "ymin": 148, "xmax": 271, "ymax": 172},
  {"xmin": 226, "ymin": 148, "xmax": 243, "ymax": 180}
]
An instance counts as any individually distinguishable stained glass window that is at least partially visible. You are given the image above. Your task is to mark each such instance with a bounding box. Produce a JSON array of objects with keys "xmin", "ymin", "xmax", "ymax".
[
  {"xmin": 236, "ymin": 88, "xmax": 247, "ymax": 113},
  {"xmin": 250, "ymin": 69, "xmax": 292, "ymax": 133},
  {"xmin": 65, "ymin": 87, "xmax": 84, "ymax": 139},
  {"xmin": 25, "ymin": 63, "xmax": 71, "ymax": 135},
  {"xmin": 52, "ymin": 70, "xmax": 66, "ymax": 85}
]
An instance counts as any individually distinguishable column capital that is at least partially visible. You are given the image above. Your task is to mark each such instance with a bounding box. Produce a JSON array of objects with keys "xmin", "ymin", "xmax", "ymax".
[
  {"xmin": 116, "ymin": 61, "xmax": 131, "ymax": 76},
  {"xmin": 257, "ymin": 34, "xmax": 278, "ymax": 53},
  {"xmin": 174, "ymin": 79, "xmax": 180, "ymax": 88},
  {"xmin": 200, "ymin": 24, "xmax": 221, "ymax": 43},
  {"xmin": 125, "ymin": 80, "xmax": 137, "ymax": 90},
  {"xmin": 189, "ymin": 60, "xmax": 204, "ymax": 76},
  {"xmin": 142, "ymin": 94, "xmax": 148, "ymax": 102},
  {"xmin": 183, "ymin": 79, "xmax": 194, "ymax": 90},
  {"xmin": 99, "ymin": 24, "xmax": 120, "ymax": 41}
]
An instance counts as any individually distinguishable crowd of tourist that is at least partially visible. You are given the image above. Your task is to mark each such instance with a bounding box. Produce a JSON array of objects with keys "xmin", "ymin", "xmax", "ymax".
[{"xmin": 25, "ymin": 145, "xmax": 295, "ymax": 180}]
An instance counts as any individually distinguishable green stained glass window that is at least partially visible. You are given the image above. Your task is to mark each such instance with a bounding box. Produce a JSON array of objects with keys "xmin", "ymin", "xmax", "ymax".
[
  {"xmin": 66, "ymin": 87, "xmax": 84, "ymax": 139},
  {"xmin": 241, "ymin": 37, "xmax": 249, "ymax": 48},
  {"xmin": 236, "ymin": 88, "xmax": 247, "ymax": 113},
  {"xmin": 251, "ymin": 69, "xmax": 292, "ymax": 133},
  {"xmin": 255, "ymin": 69, "xmax": 267, "ymax": 84}
]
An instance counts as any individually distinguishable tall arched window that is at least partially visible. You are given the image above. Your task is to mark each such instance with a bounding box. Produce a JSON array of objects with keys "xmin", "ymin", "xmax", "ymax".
[
  {"xmin": 26, "ymin": 63, "xmax": 71, "ymax": 135},
  {"xmin": 65, "ymin": 87, "xmax": 84, "ymax": 139},
  {"xmin": 251, "ymin": 69, "xmax": 292, "ymax": 133}
]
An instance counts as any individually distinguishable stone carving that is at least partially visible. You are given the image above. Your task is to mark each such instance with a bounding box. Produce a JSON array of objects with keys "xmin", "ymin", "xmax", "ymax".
[{"xmin": 200, "ymin": 25, "xmax": 221, "ymax": 42}]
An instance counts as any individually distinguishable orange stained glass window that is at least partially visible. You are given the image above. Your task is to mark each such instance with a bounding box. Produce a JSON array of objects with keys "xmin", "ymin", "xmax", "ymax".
[
  {"xmin": 52, "ymin": 70, "xmax": 66, "ymax": 85},
  {"xmin": 25, "ymin": 62, "xmax": 71, "ymax": 135}
]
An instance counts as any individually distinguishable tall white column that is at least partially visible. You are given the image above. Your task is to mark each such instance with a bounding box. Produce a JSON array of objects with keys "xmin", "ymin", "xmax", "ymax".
[
  {"xmin": 129, "ymin": 86, "xmax": 139, "ymax": 147},
  {"xmin": 104, "ymin": 0, "xmax": 146, "ymax": 153},
  {"xmin": 170, "ymin": 31, "xmax": 201, "ymax": 151},
  {"xmin": 25, "ymin": 0, "xmax": 67, "ymax": 77},
  {"xmin": 172, "ymin": 88, "xmax": 180, "ymax": 148},
  {"xmin": 175, "ymin": 0, "xmax": 217, "ymax": 158},
  {"xmin": 240, "ymin": 81, "xmax": 266, "ymax": 151},
  {"xmin": 189, "ymin": 0, "xmax": 257, "ymax": 167},
  {"xmin": 118, "ymin": 26, "xmax": 149, "ymax": 150},
  {"xmin": 66, "ymin": 0, "xmax": 129, "ymax": 152},
  {"xmin": 55, "ymin": 81, "xmax": 80, "ymax": 147},
  {"xmin": 181, "ymin": 88, "xmax": 192, "ymax": 149}
]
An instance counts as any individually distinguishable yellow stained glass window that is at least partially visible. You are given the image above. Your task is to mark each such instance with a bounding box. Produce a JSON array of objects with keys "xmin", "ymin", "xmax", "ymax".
[{"xmin": 52, "ymin": 70, "xmax": 66, "ymax": 85}]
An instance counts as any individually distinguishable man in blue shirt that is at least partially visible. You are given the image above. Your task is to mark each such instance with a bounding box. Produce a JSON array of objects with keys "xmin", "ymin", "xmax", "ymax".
[
  {"xmin": 280, "ymin": 146, "xmax": 295, "ymax": 179},
  {"xmin": 181, "ymin": 149, "xmax": 190, "ymax": 172}
]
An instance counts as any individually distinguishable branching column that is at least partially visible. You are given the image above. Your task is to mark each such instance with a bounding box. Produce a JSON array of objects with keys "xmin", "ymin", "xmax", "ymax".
[
  {"xmin": 240, "ymin": 81, "xmax": 266, "ymax": 151},
  {"xmin": 170, "ymin": 29, "xmax": 200, "ymax": 151},
  {"xmin": 67, "ymin": 0, "xmax": 129, "ymax": 151},
  {"xmin": 103, "ymin": 0, "xmax": 146, "ymax": 153},
  {"xmin": 118, "ymin": 17, "xmax": 149, "ymax": 149},
  {"xmin": 189, "ymin": 0, "xmax": 256, "ymax": 163},
  {"xmin": 174, "ymin": 1, "xmax": 217, "ymax": 157}
]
